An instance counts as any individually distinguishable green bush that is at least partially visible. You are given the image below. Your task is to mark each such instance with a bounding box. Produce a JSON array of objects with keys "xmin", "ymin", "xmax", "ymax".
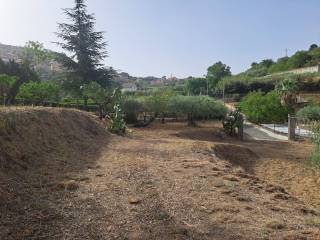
[
  {"xmin": 144, "ymin": 88, "xmax": 176, "ymax": 117},
  {"xmin": 17, "ymin": 82, "xmax": 60, "ymax": 103},
  {"xmin": 108, "ymin": 104, "xmax": 126, "ymax": 135},
  {"xmin": 120, "ymin": 95, "xmax": 227, "ymax": 126},
  {"xmin": 310, "ymin": 121, "xmax": 320, "ymax": 168},
  {"xmin": 297, "ymin": 105, "xmax": 320, "ymax": 122},
  {"xmin": 0, "ymin": 74, "xmax": 16, "ymax": 105},
  {"xmin": 121, "ymin": 98, "xmax": 145, "ymax": 124},
  {"xmin": 223, "ymin": 110, "xmax": 244, "ymax": 136},
  {"xmin": 239, "ymin": 91, "xmax": 291, "ymax": 124},
  {"xmin": 168, "ymin": 96, "xmax": 227, "ymax": 120}
]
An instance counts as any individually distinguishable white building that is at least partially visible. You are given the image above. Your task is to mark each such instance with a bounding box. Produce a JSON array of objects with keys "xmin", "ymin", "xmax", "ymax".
[{"xmin": 121, "ymin": 83, "xmax": 138, "ymax": 93}]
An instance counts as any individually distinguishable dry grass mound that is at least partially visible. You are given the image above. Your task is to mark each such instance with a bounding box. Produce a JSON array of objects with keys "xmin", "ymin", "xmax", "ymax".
[
  {"xmin": 174, "ymin": 127, "xmax": 229, "ymax": 142},
  {"xmin": 213, "ymin": 144, "xmax": 259, "ymax": 173},
  {"xmin": 0, "ymin": 107, "xmax": 109, "ymax": 239}
]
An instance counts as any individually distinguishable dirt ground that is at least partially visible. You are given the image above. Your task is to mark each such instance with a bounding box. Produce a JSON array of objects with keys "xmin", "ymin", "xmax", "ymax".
[{"xmin": 1, "ymin": 109, "xmax": 320, "ymax": 239}]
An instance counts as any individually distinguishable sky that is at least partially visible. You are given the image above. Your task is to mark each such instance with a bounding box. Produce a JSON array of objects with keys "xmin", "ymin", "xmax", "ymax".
[{"xmin": 0, "ymin": 0, "xmax": 320, "ymax": 78}]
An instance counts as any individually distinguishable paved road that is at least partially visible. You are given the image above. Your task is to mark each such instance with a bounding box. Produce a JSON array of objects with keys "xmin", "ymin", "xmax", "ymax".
[
  {"xmin": 244, "ymin": 123, "xmax": 287, "ymax": 141},
  {"xmin": 224, "ymin": 103, "xmax": 288, "ymax": 141}
]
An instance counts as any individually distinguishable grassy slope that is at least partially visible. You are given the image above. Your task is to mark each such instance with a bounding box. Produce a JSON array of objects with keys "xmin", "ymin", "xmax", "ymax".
[{"xmin": 0, "ymin": 107, "xmax": 109, "ymax": 239}]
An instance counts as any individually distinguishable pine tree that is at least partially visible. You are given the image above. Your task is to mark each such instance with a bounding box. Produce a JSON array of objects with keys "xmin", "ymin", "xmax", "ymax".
[{"xmin": 55, "ymin": 0, "xmax": 108, "ymax": 96}]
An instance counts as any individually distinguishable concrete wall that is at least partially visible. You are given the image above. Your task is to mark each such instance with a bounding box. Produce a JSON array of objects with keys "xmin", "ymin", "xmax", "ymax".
[
  {"xmin": 272, "ymin": 65, "xmax": 320, "ymax": 76},
  {"xmin": 285, "ymin": 65, "xmax": 320, "ymax": 75}
]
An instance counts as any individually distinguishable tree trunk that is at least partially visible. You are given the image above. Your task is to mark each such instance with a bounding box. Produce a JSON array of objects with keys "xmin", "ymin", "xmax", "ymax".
[
  {"xmin": 187, "ymin": 113, "xmax": 196, "ymax": 127},
  {"xmin": 5, "ymin": 76, "xmax": 27, "ymax": 105},
  {"xmin": 99, "ymin": 104, "xmax": 103, "ymax": 119}
]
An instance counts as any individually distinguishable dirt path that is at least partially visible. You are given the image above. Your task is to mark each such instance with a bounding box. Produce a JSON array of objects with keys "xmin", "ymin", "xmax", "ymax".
[
  {"xmin": 2, "ymin": 114, "xmax": 320, "ymax": 240},
  {"xmin": 54, "ymin": 122, "xmax": 320, "ymax": 239}
]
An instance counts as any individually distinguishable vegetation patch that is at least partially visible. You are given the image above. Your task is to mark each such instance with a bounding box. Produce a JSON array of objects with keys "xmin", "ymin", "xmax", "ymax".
[
  {"xmin": 120, "ymin": 93, "xmax": 227, "ymax": 126},
  {"xmin": 239, "ymin": 91, "xmax": 291, "ymax": 124},
  {"xmin": 297, "ymin": 105, "xmax": 320, "ymax": 122}
]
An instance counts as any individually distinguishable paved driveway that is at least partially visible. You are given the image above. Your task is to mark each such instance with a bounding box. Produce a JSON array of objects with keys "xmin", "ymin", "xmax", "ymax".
[{"xmin": 244, "ymin": 123, "xmax": 288, "ymax": 141}]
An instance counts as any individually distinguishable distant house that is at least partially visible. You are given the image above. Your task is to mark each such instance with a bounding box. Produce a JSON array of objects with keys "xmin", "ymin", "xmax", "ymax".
[{"xmin": 121, "ymin": 83, "xmax": 138, "ymax": 93}]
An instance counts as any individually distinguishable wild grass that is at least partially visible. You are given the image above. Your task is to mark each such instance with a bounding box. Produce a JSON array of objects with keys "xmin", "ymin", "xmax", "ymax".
[{"xmin": 310, "ymin": 121, "xmax": 320, "ymax": 168}]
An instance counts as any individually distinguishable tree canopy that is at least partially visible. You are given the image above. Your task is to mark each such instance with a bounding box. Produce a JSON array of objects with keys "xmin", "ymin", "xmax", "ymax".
[
  {"xmin": 206, "ymin": 62, "xmax": 231, "ymax": 91},
  {"xmin": 55, "ymin": 0, "xmax": 110, "ymax": 96},
  {"xmin": 184, "ymin": 77, "xmax": 207, "ymax": 96}
]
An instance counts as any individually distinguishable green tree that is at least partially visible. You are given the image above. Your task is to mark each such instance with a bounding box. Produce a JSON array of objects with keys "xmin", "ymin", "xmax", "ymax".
[
  {"xmin": 145, "ymin": 88, "xmax": 176, "ymax": 123},
  {"xmin": 206, "ymin": 62, "xmax": 231, "ymax": 92},
  {"xmin": 0, "ymin": 74, "xmax": 16, "ymax": 105},
  {"xmin": 83, "ymin": 82, "xmax": 108, "ymax": 105},
  {"xmin": 275, "ymin": 77, "xmax": 298, "ymax": 107},
  {"xmin": 168, "ymin": 96, "xmax": 226, "ymax": 126},
  {"xmin": 260, "ymin": 59, "xmax": 274, "ymax": 68},
  {"xmin": 17, "ymin": 82, "xmax": 60, "ymax": 104},
  {"xmin": 82, "ymin": 81, "xmax": 123, "ymax": 118},
  {"xmin": 184, "ymin": 77, "xmax": 207, "ymax": 95},
  {"xmin": 309, "ymin": 44, "xmax": 318, "ymax": 51},
  {"xmin": 0, "ymin": 58, "xmax": 39, "ymax": 105},
  {"xmin": 23, "ymin": 41, "xmax": 52, "ymax": 67},
  {"xmin": 55, "ymin": 0, "xmax": 110, "ymax": 105},
  {"xmin": 268, "ymin": 57, "xmax": 289, "ymax": 74},
  {"xmin": 239, "ymin": 91, "xmax": 290, "ymax": 124},
  {"xmin": 286, "ymin": 51, "xmax": 311, "ymax": 69}
]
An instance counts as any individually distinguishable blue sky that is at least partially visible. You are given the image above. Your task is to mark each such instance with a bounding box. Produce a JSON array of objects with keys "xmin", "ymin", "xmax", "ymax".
[{"xmin": 0, "ymin": 0, "xmax": 320, "ymax": 78}]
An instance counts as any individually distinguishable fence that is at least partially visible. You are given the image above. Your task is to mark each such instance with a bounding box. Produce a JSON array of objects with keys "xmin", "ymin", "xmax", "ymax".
[{"xmin": 288, "ymin": 115, "xmax": 312, "ymax": 141}]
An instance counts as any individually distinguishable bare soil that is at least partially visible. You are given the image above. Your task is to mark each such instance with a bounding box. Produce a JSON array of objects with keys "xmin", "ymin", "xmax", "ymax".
[{"xmin": 1, "ymin": 108, "xmax": 320, "ymax": 240}]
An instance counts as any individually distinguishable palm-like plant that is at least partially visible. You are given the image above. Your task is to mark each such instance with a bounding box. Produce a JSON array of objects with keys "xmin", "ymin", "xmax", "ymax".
[{"xmin": 275, "ymin": 77, "xmax": 298, "ymax": 107}]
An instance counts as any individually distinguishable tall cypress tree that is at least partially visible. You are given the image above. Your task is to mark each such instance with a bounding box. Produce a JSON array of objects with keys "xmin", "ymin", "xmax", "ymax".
[{"xmin": 55, "ymin": 0, "xmax": 107, "ymax": 96}]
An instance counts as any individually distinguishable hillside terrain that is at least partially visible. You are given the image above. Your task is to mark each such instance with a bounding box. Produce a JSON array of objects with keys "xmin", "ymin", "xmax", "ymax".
[
  {"xmin": 0, "ymin": 43, "xmax": 185, "ymax": 89},
  {"xmin": 0, "ymin": 108, "xmax": 320, "ymax": 239},
  {"xmin": 0, "ymin": 43, "xmax": 24, "ymax": 62}
]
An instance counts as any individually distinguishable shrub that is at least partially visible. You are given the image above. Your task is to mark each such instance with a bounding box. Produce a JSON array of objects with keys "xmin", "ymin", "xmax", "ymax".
[
  {"xmin": 121, "ymin": 98, "xmax": 145, "ymax": 124},
  {"xmin": 108, "ymin": 104, "xmax": 126, "ymax": 135},
  {"xmin": 118, "ymin": 95, "xmax": 227, "ymax": 126},
  {"xmin": 144, "ymin": 88, "xmax": 176, "ymax": 117},
  {"xmin": 83, "ymin": 82, "xmax": 109, "ymax": 104},
  {"xmin": 239, "ymin": 91, "xmax": 291, "ymax": 124},
  {"xmin": 310, "ymin": 121, "xmax": 320, "ymax": 168},
  {"xmin": 297, "ymin": 105, "xmax": 320, "ymax": 122},
  {"xmin": 0, "ymin": 74, "xmax": 16, "ymax": 105},
  {"xmin": 168, "ymin": 96, "xmax": 227, "ymax": 125},
  {"xmin": 223, "ymin": 110, "xmax": 244, "ymax": 136},
  {"xmin": 17, "ymin": 82, "xmax": 60, "ymax": 103}
]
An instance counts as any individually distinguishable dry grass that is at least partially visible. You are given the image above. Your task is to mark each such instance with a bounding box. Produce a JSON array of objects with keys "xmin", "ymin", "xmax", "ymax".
[
  {"xmin": 1, "ymin": 112, "xmax": 320, "ymax": 239},
  {"xmin": 0, "ymin": 107, "xmax": 109, "ymax": 240}
]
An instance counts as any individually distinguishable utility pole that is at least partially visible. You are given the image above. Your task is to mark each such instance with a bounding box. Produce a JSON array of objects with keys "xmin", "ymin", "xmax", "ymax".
[
  {"xmin": 204, "ymin": 74, "xmax": 209, "ymax": 96},
  {"xmin": 222, "ymin": 78, "xmax": 225, "ymax": 104},
  {"xmin": 285, "ymin": 48, "xmax": 288, "ymax": 57}
]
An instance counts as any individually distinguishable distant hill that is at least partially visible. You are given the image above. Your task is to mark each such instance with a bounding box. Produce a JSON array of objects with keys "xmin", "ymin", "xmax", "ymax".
[
  {"xmin": 0, "ymin": 42, "xmax": 64, "ymax": 81},
  {"xmin": 0, "ymin": 42, "xmax": 24, "ymax": 62},
  {"xmin": 0, "ymin": 43, "xmax": 186, "ymax": 88},
  {"xmin": 233, "ymin": 43, "xmax": 320, "ymax": 79}
]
